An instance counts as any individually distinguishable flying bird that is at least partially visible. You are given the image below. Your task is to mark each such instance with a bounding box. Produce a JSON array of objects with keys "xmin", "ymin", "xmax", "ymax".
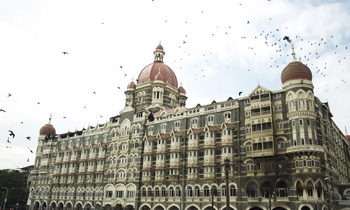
[
  {"xmin": 8, "ymin": 130, "xmax": 15, "ymax": 138},
  {"xmin": 239, "ymin": 91, "xmax": 243, "ymax": 96},
  {"xmin": 26, "ymin": 136, "xmax": 31, "ymax": 141},
  {"xmin": 27, "ymin": 147, "xmax": 34, "ymax": 153},
  {"xmin": 62, "ymin": 52, "xmax": 68, "ymax": 55},
  {"xmin": 7, "ymin": 137, "xmax": 11, "ymax": 144},
  {"xmin": 93, "ymin": 92, "xmax": 96, "ymax": 94},
  {"xmin": 7, "ymin": 93, "xmax": 11, "ymax": 97},
  {"xmin": 283, "ymin": 36, "xmax": 291, "ymax": 43},
  {"xmin": 0, "ymin": 109, "xmax": 5, "ymax": 112}
]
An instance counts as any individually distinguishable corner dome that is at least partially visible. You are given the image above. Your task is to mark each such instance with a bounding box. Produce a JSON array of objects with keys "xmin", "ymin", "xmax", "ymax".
[
  {"xmin": 281, "ymin": 61, "xmax": 312, "ymax": 84},
  {"xmin": 127, "ymin": 81, "xmax": 136, "ymax": 89},
  {"xmin": 178, "ymin": 86, "xmax": 186, "ymax": 94},
  {"xmin": 40, "ymin": 123, "xmax": 56, "ymax": 136},
  {"xmin": 137, "ymin": 44, "xmax": 178, "ymax": 88}
]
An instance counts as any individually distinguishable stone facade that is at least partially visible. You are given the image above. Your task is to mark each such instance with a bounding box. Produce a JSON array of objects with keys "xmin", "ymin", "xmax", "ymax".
[{"xmin": 27, "ymin": 44, "xmax": 350, "ymax": 210}]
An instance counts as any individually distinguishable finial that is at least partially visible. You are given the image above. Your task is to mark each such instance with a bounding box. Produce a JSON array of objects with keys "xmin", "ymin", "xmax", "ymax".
[
  {"xmin": 346, "ymin": 126, "xmax": 348, "ymax": 135},
  {"xmin": 291, "ymin": 42, "xmax": 296, "ymax": 61},
  {"xmin": 283, "ymin": 36, "xmax": 296, "ymax": 61},
  {"xmin": 132, "ymin": 77, "xmax": 134, "ymax": 82},
  {"xmin": 180, "ymin": 82, "xmax": 182, "ymax": 86},
  {"xmin": 159, "ymin": 40, "xmax": 161, "ymax": 44},
  {"xmin": 49, "ymin": 113, "xmax": 52, "ymax": 124}
]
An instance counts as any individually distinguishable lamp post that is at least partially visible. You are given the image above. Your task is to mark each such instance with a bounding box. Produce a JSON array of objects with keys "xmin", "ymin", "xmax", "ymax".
[
  {"xmin": 324, "ymin": 178, "xmax": 330, "ymax": 210},
  {"xmin": 210, "ymin": 187, "xmax": 217, "ymax": 210},
  {"xmin": 313, "ymin": 180, "xmax": 320, "ymax": 210},
  {"xmin": 2, "ymin": 187, "xmax": 8, "ymax": 210},
  {"xmin": 224, "ymin": 158, "xmax": 230, "ymax": 210}
]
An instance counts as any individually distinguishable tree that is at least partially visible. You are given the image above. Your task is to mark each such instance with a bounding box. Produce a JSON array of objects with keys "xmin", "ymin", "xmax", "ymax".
[{"xmin": 0, "ymin": 170, "xmax": 29, "ymax": 210}]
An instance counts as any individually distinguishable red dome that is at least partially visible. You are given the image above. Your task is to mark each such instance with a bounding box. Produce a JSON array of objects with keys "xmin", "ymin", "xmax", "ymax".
[
  {"xmin": 127, "ymin": 81, "xmax": 136, "ymax": 89},
  {"xmin": 281, "ymin": 61, "xmax": 312, "ymax": 84},
  {"xmin": 40, "ymin": 124, "xmax": 56, "ymax": 136},
  {"xmin": 137, "ymin": 62, "xmax": 178, "ymax": 88},
  {"xmin": 178, "ymin": 86, "xmax": 186, "ymax": 94},
  {"xmin": 156, "ymin": 44, "xmax": 164, "ymax": 50},
  {"xmin": 346, "ymin": 135, "xmax": 350, "ymax": 143}
]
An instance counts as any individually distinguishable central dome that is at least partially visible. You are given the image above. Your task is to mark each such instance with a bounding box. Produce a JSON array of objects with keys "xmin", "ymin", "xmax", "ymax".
[
  {"xmin": 281, "ymin": 61, "xmax": 312, "ymax": 84},
  {"xmin": 137, "ymin": 44, "xmax": 178, "ymax": 88}
]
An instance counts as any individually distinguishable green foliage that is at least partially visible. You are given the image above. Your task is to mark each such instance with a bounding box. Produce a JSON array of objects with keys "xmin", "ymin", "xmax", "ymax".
[{"xmin": 0, "ymin": 171, "xmax": 29, "ymax": 210}]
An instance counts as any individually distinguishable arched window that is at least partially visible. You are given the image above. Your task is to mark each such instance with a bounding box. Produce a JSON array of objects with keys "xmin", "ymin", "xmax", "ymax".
[
  {"xmin": 204, "ymin": 186, "xmax": 210, "ymax": 197},
  {"xmin": 194, "ymin": 186, "xmax": 200, "ymax": 197},
  {"xmin": 230, "ymin": 185, "xmax": 236, "ymax": 196},
  {"xmin": 187, "ymin": 186, "xmax": 193, "ymax": 197},
  {"xmin": 155, "ymin": 187, "xmax": 160, "ymax": 197},
  {"xmin": 247, "ymin": 182, "xmax": 258, "ymax": 197},
  {"xmin": 161, "ymin": 187, "xmax": 166, "ymax": 197},
  {"xmin": 221, "ymin": 185, "xmax": 226, "ymax": 197},
  {"xmin": 147, "ymin": 187, "xmax": 152, "ymax": 197},
  {"xmin": 169, "ymin": 187, "xmax": 174, "ymax": 197},
  {"xmin": 176, "ymin": 187, "xmax": 181, "ymax": 197}
]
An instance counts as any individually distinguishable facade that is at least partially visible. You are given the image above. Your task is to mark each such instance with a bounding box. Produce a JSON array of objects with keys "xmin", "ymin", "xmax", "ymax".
[{"xmin": 27, "ymin": 44, "xmax": 350, "ymax": 210}]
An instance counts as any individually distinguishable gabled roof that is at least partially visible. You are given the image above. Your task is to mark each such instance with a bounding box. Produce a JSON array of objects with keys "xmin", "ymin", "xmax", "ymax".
[
  {"xmin": 248, "ymin": 85, "xmax": 271, "ymax": 97},
  {"xmin": 187, "ymin": 128, "xmax": 201, "ymax": 135}
]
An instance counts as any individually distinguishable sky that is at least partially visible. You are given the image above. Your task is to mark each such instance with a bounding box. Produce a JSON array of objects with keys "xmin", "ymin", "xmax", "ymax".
[{"xmin": 0, "ymin": 0, "xmax": 350, "ymax": 169}]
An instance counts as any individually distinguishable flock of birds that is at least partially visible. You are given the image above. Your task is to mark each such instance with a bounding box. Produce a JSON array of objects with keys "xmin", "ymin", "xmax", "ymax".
[{"xmin": 1, "ymin": 0, "xmax": 349, "ymax": 167}]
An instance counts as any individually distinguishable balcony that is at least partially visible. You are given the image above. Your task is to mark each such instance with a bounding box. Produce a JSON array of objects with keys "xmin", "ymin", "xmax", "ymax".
[{"xmin": 286, "ymin": 145, "xmax": 324, "ymax": 154}]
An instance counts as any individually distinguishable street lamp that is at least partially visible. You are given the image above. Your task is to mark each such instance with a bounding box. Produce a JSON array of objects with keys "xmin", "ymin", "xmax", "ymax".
[
  {"xmin": 313, "ymin": 180, "xmax": 321, "ymax": 210},
  {"xmin": 2, "ymin": 187, "xmax": 8, "ymax": 210},
  {"xmin": 224, "ymin": 158, "xmax": 230, "ymax": 210},
  {"xmin": 210, "ymin": 187, "xmax": 217, "ymax": 210}
]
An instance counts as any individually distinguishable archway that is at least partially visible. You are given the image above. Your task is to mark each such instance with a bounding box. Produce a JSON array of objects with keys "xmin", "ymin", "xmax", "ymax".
[
  {"xmin": 169, "ymin": 206, "xmax": 179, "ymax": 210},
  {"xmin": 34, "ymin": 202, "xmax": 40, "ymax": 210},
  {"xmin": 116, "ymin": 204, "xmax": 123, "ymax": 210},
  {"xmin": 104, "ymin": 204, "xmax": 112, "ymax": 210},
  {"xmin": 84, "ymin": 203, "xmax": 92, "ymax": 210},
  {"xmin": 187, "ymin": 206, "xmax": 199, "ymax": 210},
  {"xmin": 95, "ymin": 204, "xmax": 102, "ymax": 210},
  {"xmin": 154, "ymin": 206, "xmax": 165, "ymax": 210},
  {"xmin": 50, "ymin": 203, "xmax": 56, "ymax": 210},
  {"xmin": 140, "ymin": 206, "xmax": 151, "ymax": 210},
  {"xmin": 203, "ymin": 207, "xmax": 212, "ymax": 210},
  {"xmin": 58, "ymin": 203, "xmax": 64, "ymax": 210},
  {"xmin": 301, "ymin": 207, "xmax": 311, "ymax": 210},
  {"xmin": 249, "ymin": 207, "xmax": 264, "ymax": 210},
  {"xmin": 42, "ymin": 202, "xmax": 47, "ymax": 210},
  {"xmin": 75, "ymin": 203, "xmax": 82, "ymax": 210},
  {"xmin": 273, "ymin": 208, "xmax": 287, "ymax": 210},
  {"xmin": 125, "ymin": 205, "xmax": 134, "ymax": 210},
  {"xmin": 66, "ymin": 203, "xmax": 72, "ymax": 210}
]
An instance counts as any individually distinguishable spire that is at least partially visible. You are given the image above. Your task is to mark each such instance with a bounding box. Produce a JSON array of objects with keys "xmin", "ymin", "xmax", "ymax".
[
  {"xmin": 48, "ymin": 113, "xmax": 52, "ymax": 124},
  {"xmin": 291, "ymin": 42, "xmax": 296, "ymax": 61},
  {"xmin": 283, "ymin": 36, "xmax": 296, "ymax": 61}
]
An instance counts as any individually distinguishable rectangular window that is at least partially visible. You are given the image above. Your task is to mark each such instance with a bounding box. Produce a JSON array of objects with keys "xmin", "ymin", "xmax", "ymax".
[{"xmin": 299, "ymin": 119, "xmax": 303, "ymax": 126}]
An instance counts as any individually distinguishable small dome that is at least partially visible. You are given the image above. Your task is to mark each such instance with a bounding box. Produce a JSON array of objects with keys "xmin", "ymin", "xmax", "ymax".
[
  {"xmin": 40, "ymin": 124, "xmax": 56, "ymax": 136},
  {"xmin": 156, "ymin": 43, "xmax": 164, "ymax": 51},
  {"xmin": 127, "ymin": 81, "xmax": 136, "ymax": 89},
  {"xmin": 281, "ymin": 61, "xmax": 312, "ymax": 84},
  {"xmin": 346, "ymin": 135, "xmax": 350, "ymax": 143},
  {"xmin": 178, "ymin": 86, "xmax": 186, "ymax": 94}
]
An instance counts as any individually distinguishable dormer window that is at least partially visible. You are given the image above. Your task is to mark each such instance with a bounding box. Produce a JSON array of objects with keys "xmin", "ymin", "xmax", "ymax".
[{"xmin": 224, "ymin": 113, "xmax": 231, "ymax": 121}]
